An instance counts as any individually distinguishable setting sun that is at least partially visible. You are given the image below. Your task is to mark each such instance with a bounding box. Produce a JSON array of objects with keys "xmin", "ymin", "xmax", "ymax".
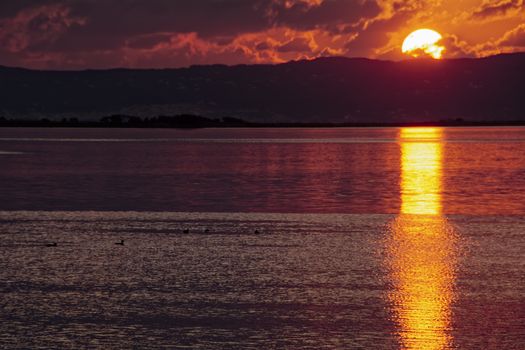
[{"xmin": 402, "ymin": 29, "xmax": 445, "ymax": 59}]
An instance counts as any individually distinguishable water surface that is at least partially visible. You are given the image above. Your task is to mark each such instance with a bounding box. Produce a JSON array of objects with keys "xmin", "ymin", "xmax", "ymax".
[
  {"xmin": 0, "ymin": 127, "xmax": 524, "ymax": 349},
  {"xmin": 1, "ymin": 127, "xmax": 525, "ymax": 214}
]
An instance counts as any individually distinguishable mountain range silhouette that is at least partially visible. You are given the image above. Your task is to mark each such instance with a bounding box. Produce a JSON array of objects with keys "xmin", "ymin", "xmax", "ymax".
[{"xmin": 1, "ymin": 53, "xmax": 524, "ymax": 123}]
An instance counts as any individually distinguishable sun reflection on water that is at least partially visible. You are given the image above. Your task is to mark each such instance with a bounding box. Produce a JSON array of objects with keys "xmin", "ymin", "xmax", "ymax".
[
  {"xmin": 389, "ymin": 127, "xmax": 457, "ymax": 350},
  {"xmin": 400, "ymin": 127, "xmax": 443, "ymax": 215}
]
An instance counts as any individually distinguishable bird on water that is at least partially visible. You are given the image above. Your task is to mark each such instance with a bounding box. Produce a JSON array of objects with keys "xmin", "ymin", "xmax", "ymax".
[
  {"xmin": 45, "ymin": 242, "xmax": 57, "ymax": 247},
  {"xmin": 115, "ymin": 239, "xmax": 124, "ymax": 246}
]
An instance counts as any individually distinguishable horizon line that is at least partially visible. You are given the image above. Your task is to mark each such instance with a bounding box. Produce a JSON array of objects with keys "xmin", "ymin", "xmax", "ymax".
[{"xmin": 1, "ymin": 52, "xmax": 524, "ymax": 73}]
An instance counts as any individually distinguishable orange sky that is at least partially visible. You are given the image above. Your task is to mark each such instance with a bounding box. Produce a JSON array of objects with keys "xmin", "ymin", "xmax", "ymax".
[{"xmin": 0, "ymin": 0, "xmax": 524, "ymax": 69}]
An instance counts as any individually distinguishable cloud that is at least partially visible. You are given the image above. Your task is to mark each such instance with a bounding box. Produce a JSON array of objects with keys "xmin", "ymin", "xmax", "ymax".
[
  {"xmin": 0, "ymin": 0, "xmax": 385, "ymax": 68},
  {"xmin": 268, "ymin": 0, "xmax": 381, "ymax": 31},
  {"xmin": 473, "ymin": 23, "xmax": 525, "ymax": 56},
  {"xmin": 125, "ymin": 33, "xmax": 174, "ymax": 50},
  {"xmin": 277, "ymin": 37, "xmax": 314, "ymax": 52},
  {"xmin": 273, "ymin": 0, "xmax": 324, "ymax": 10},
  {"xmin": 471, "ymin": 0, "xmax": 523, "ymax": 21},
  {"xmin": 498, "ymin": 23, "xmax": 525, "ymax": 47},
  {"xmin": 0, "ymin": 3, "xmax": 85, "ymax": 53},
  {"xmin": 440, "ymin": 34, "xmax": 477, "ymax": 58}
]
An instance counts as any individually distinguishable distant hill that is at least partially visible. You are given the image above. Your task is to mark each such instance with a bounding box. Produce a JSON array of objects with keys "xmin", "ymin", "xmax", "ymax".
[{"xmin": 1, "ymin": 53, "xmax": 524, "ymax": 123}]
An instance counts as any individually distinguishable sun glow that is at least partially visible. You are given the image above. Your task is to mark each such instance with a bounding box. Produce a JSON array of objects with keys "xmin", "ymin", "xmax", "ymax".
[{"xmin": 402, "ymin": 29, "xmax": 445, "ymax": 59}]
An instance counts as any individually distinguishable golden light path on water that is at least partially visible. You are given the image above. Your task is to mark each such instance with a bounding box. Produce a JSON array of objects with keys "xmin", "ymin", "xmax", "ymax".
[
  {"xmin": 400, "ymin": 127, "xmax": 443, "ymax": 216},
  {"xmin": 389, "ymin": 127, "xmax": 457, "ymax": 350}
]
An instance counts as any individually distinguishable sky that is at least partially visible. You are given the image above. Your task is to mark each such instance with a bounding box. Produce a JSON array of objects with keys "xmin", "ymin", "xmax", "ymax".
[{"xmin": 0, "ymin": 0, "xmax": 524, "ymax": 69}]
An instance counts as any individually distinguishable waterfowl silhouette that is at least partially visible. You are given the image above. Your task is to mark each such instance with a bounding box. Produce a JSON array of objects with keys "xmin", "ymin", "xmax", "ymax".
[
  {"xmin": 204, "ymin": 228, "xmax": 210, "ymax": 233},
  {"xmin": 115, "ymin": 239, "xmax": 124, "ymax": 246},
  {"xmin": 254, "ymin": 229, "xmax": 260, "ymax": 234},
  {"xmin": 45, "ymin": 242, "xmax": 57, "ymax": 247},
  {"xmin": 183, "ymin": 229, "xmax": 189, "ymax": 234}
]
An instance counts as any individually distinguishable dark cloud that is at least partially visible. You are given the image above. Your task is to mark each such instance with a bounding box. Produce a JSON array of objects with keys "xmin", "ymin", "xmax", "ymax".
[
  {"xmin": 125, "ymin": 33, "xmax": 173, "ymax": 50},
  {"xmin": 255, "ymin": 41, "xmax": 271, "ymax": 51},
  {"xmin": 48, "ymin": 0, "xmax": 272, "ymax": 52},
  {"xmin": 277, "ymin": 37, "xmax": 312, "ymax": 52},
  {"xmin": 499, "ymin": 23, "xmax": 525, "ymax": 47},
  {"xmin": 439, "ymin": 34, "xmax": 476, "ymax": 58},
  {"xmin": 0, "ymin": 4, "xmax": 86, "ymax": 53},
  {"xmin": 0, "ymin": 0, "xmax": 385, "ymax": 68},
  {"xmin": 1, "ymin": 1, "xmax": 272, "ymax": 53},
  {"xmin": 269, "ymin": 0, "xmax": 381, "ymax": 30},
  {"xmin": 471, "ymin": 0, "xmax": 523, "ymax": 20},
  {"xmin": 0, "ymin": 0, "xmax": 57, "ymax": 19},
  {"xmin": 345, "ymin": 8, "xmax": 416, "ymax": 57}
]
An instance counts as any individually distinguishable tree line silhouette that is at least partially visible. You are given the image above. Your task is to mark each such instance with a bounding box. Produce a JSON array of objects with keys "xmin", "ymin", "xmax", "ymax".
[
  {"xmin": 0, "ymin": 114, "xmax": 251, "ymax": 128},
  {"xmin": 1, "ymin": 114, "xmax": 525, "ymax": 128}
]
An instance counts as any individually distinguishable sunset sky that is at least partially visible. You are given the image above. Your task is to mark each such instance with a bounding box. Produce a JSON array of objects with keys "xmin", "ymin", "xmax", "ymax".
[{"xmin": 0, "ymin": 0, "xmax": 524, "ymax": 69}]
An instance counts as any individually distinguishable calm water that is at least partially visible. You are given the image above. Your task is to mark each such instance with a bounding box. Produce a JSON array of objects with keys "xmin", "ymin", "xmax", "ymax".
[{"xmin": 0, "ymin": 127, "xmax": 524, "ymax": 349}]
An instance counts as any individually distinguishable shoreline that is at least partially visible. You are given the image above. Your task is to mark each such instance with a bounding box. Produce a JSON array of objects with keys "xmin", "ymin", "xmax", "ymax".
[{"xmin": 2, "ymin": 120, "xmax": 525, "ymax": 129}]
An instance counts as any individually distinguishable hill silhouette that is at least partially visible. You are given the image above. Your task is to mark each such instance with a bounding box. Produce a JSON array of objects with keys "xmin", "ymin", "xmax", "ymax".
[{"xmin": 1, "ymin": 53, "xmax": 524, "ymax": 123}]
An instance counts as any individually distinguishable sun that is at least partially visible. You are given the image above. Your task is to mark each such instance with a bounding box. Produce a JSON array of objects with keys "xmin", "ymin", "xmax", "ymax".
[{"xmin": 402, "ymin": 29, "xmax": 445, "ymax": 59}]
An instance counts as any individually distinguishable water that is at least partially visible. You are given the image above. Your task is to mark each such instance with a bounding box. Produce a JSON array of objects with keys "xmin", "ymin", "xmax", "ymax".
[{"xmin": 0, "ymin": 127, "xmax": 524, "ymax": 349}]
